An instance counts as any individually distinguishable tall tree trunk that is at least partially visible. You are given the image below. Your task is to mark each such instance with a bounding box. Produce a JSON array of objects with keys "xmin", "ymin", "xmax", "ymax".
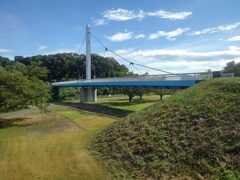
[
  {"xmin": 160, "ymin": 94, "xmax": 163, "ymax": 100},
  {"xmin": 129, "ymin": 95, "xmax": 133, "ymax": 102}
]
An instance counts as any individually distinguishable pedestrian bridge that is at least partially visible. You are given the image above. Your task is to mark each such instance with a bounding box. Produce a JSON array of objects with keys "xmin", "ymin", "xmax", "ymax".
[{"xmin": 52, "ymin": 72, "xmax": 211, "ymax": 89}]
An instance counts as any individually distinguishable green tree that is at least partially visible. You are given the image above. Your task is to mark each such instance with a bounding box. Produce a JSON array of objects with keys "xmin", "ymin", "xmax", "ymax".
[
  {"xmin": 152, "ymin": 89, "xmax": 176, "ymax": 100},
  {"xmin": 0, "ymin": 56, "xmax": 12, "ymax": 67},
  {"xmin": 121, "ymin": 88, "xmax": 136, "ymax": 102},
  {"xmin": 135, "ymin": 88, "xmax": 149, "ymax": 99},
  {"xmin": 12, "ymin": 53, "xmax": 132, "ymax": 101},
  {"xmin": 222, "ymin": 61, "xmax": 240, "ymax": 74},
  {"xmin": 14, "ymin": 53, "xmax": 130, "ymax": 82},
  {"xmin": 27, "ymin": 61, "xmax": 49, "ymax": 80},
  {"xmin": 58, "ymin": 87, "xmax": 80, "ymax": 101},
  {"xmin": 0, "ymin": 66, "xmax": 51, "ymax": 113}
]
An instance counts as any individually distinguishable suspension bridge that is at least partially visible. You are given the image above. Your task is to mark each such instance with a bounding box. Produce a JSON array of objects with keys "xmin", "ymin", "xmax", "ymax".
[{"xmin": 52, "ymin": 25, "xmax": 213, "ymax": 102}]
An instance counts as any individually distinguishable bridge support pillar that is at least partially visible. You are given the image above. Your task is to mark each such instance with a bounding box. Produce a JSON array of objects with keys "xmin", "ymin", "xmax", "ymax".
[
  {"xmin": 80, "ymin": 87, "xmax": 97, "ymax": 103},
  {"xmin": 80, "ymin": 25, "xmax": 97, "ymax": 103}
]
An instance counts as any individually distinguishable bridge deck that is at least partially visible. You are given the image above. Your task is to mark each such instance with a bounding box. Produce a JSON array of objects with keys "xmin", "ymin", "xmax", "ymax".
[{"xmin": 52, "ymin": 73, "xmax": 210, "ymax": 89}]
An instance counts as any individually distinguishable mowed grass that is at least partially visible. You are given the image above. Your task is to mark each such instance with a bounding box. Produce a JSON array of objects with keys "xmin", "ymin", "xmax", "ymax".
[
  {"xmin": 0, "ymin": 108, "xmax": 116, "ymax": 180},
  {"xmin": 92, "ymin": 95, "xmax": 161, "ymax": 112}
]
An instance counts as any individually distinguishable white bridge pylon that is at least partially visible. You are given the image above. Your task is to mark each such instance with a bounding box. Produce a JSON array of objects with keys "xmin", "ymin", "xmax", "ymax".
[{"xmin": 79, "ymin": 24, "xmax": 97, "ymax": 102}]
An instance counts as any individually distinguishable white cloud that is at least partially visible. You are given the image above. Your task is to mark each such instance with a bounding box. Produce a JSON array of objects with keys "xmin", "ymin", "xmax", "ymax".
[
  {"xmin": 105, "ymin": 28, "xmax": 189, "ymax": 42},
  {"xmin": 149, "ymin": 28, "xmax": 190, "ymax": 40},
  {"xmin": 102, "ymin": 9, "xmax": 145, "ymax": 21},
  {"xmin": 0, "ymin": 48, "xmax": 13, "ymax": 60},
  {"xmin": 93, "ymin": 19, "xmax": 108, "ymax": 26},
  {"xmin": 0, "ymin": 48, "xmax": 12, "ymax": 53},
  {"xmin": 134, "ymin": 34, "xmax": 145, "ymax": 39},
  {"xmin": 114, "ymin": 48, "xmax": 134, "ymax": 55},
  {"xmin": 95, "ymin": 8, "xmax": 192, "ymax": 25},
  {"xmin": 129, "ymin": 49, "xmax": 240, "ymax": 61},
  {"xmin": 108, "ymin": 48, "xmax": 240, "ymax": 74},
  {"xmin": 147, "ymin": 10, "xmax": 192, "ymax": 20},
  {"xmin": 228, "ymin": 45, "xmax": 240, "ymax": 51},
  {"xmin": 36, "ymin": 43, "xmax": 47, "ymax": 50},
  {"xmin": 192, "ymin": 22, "xmax": 240, "ymax": 36},
  {"xmin": 38, "ymin": 45, "xmax": 47, "ymax": 50},
  {"xmin": 106, "ymin": 30, "xmax": 133, "ymax": 42},
  {"xmin": 228, "ymin": 36, "xmax": 240, "ymax": 42},
  {"xmin": 146, "ymin": 60, "xmax": 231, "ymax": 73}
]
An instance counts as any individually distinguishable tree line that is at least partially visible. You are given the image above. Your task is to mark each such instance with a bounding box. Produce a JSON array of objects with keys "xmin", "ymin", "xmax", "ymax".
[
  {"xmin": 13, "ymin": 53, "xmax": 130, "ymax": 82},
  {"xmin": 1, "ymin": 53, "xmax": 239, "ymax": 112}
]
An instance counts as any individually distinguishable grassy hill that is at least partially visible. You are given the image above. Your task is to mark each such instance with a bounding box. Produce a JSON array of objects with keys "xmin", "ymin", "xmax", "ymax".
[{"xmin": 92, "ymin": 78, "xmax": 240, "ymax": 179}]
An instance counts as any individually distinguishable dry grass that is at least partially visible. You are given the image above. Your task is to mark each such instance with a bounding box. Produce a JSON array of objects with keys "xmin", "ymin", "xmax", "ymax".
[{"xmin": 0, "ymin": 108, "xmax": 115, "ymax": 180}]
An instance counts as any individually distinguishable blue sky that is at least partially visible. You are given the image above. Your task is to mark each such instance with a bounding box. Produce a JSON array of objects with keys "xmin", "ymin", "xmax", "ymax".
[{"xmin": 1, "ymin": 0, "xmax": 240, "ymax": 74}]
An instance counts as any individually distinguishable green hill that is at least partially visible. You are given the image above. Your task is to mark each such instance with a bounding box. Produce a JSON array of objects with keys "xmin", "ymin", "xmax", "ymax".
[{"xmin": 92, "ymin": 78, "xmax": 240, "ymax": 179}]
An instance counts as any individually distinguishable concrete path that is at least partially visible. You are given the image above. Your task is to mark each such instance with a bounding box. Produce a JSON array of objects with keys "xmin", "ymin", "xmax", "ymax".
[{"xmin": 0, "ymin": 105, "xmax": 61, "ymax": 118}]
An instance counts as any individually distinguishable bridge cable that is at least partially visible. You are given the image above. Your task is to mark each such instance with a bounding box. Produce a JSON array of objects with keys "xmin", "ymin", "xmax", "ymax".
[
  {"xmin": 131, "ymin": 62, "xmax": 142, "ymax": 75},
  {"xmin": 91, "ymin": 32, "xmax": 175, "ymax": 75},
  {"xmin": 107, "ymin": 48, "xmax": 175, "ymax": 75},
  {"xmin": 77, "ymin": 36, "xmax": 86, "ymax": 54},
  {"xmin": 75, "ymin": 35, "xmax": 86, "ymax": 79},
  {"xmin": 106, "ymin": 48, "xmax": 141, "ymax": 75},
  {"xmin": 105, "ymin": 49, "xmax": 117, "ymax": 77},
  {"xmin": 92, "ymin": 55, "xmax": 97, "ymax": 78},
  {"xmin": 128, "ymin": 62, "xmax": 142, "ymax": 75}
]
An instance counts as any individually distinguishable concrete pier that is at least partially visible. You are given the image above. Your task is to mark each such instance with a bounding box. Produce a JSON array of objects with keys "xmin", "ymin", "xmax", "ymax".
[{"xmin": 80, "ymin": 87, "xmax": 97, "ymax": 102}]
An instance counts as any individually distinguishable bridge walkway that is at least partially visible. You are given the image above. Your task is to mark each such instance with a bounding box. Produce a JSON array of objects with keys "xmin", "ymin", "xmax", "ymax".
[{"xmin": 52, "ymin": 72, "xmax": 211, "ymax": 89}]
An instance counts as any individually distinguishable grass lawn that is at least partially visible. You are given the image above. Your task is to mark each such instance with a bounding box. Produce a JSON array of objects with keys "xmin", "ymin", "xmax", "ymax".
[
  {"xmin": 56, "ymin": 95, "xmax": 161, "ymax": 119},
  {"xmin": 0, "ymin": 95, "xmax": 161, "ymax": 179},
  {"xmin": 0, "ymin": 107, "xmax": 115, "ymax": 180},
  {"xmin": 0, "ymin": 96, "xmax": 160, "ymax": 179},
  {"xmin": 91, "ymin": 95, "xmax": 161, "ymax": 112}
]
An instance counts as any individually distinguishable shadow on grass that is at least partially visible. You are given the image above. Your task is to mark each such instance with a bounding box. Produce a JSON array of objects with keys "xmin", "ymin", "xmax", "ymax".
[
  {"xmin": 0, "ymin": 117, "xmax": 32, "ymax": 129},
  {"xmin": 99, "ymin": 98, "xmax": 159, "ymax": 107},
  {"xmin": 54, "ymin": 102, "xmax": 134, "ymax": 118}
]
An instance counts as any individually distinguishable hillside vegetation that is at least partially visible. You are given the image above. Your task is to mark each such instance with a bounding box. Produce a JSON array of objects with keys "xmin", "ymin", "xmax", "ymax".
[{"xmin": 93, "ymin": 78, "xmax": 240, "ymax": 179}]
